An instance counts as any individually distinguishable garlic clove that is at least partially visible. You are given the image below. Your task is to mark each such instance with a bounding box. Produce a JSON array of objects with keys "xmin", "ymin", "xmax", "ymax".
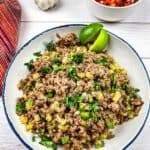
[{"xmin": 35, "ymin": 0, "xmax": 58, "ymax": 11}]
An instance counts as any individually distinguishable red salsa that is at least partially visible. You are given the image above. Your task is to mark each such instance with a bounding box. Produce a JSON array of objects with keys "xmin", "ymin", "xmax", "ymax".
[{"xmin": 95, "ymin": 0, "xmax": 138, "ymax": 7}]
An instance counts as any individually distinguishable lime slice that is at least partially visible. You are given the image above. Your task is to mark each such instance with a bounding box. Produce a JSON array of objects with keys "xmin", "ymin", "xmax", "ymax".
[
  {"xmin": 90, "ymin": 29, "xmax": 109, "ymax": 53},
  {"xmin": 79, "ymin": 23, "xmax": 103, "ymax": 45}
]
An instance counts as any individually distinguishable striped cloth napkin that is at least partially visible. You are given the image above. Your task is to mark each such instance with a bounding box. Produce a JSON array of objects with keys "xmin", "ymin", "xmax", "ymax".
[{"xmin": 0, "ymin": 0, "xmax": 21, "ymax": 95}]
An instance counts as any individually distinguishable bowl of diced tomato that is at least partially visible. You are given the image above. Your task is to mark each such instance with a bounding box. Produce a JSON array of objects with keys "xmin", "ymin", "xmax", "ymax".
[{"xmin": 88, "ymin": 0, "xmax": 143, "ymax": 22}]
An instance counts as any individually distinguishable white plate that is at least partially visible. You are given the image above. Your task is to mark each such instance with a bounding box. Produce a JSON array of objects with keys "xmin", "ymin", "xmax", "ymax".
[{"xmin": 2, "ymin": 24, "xmax": 150, "ymax": 150}]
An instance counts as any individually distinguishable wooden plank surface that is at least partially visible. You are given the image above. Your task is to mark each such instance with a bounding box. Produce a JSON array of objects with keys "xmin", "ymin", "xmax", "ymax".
[{"xmin": 19, "ymin": 0, "xmax": 150, "ymax": 23}]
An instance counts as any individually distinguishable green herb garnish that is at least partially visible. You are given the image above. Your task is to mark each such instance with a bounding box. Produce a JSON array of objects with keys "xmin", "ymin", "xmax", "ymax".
[
  {"xmin": 24, "ymin": 59, "xmax": 34, "ymax": 71},
  {"xmin": 111, "ymin": 74, "xmax": 117, "ymax": 89},
  {"xmin": 95, "ymin": 140, "xmax": 105, "ymax": 148},
  {"xmin": 95, "ymin": 57, "xmax": 112, "ymax": 67},
  {"xmin": 91, "ymin": 111, "xmax": 98, "ymax": 122},
  {"xmin": 94, "ymin": 80, "xmax": 102, "ymax": 91},
  {"xmin": 16, "ymin": 101, "xmax": 25, "ymax": 112},
  {"xmin": 88, "ymin": 94, "xmax": 93, "ymax": 102},
  {"xmin": 123, "ymin": 84, "xmax": 140, "ymax": 97},
  {"xmin": 72, "ymin": 53, "xmax": 84, "ymax": 64},
  {"xmin": 90, "ymin": 103, "xmax": 99, "ymax": 122},
  {"xmin": 39, "ymin": 136, "xmax": 56, "ymax": 150},
  {"xmin": 61, "ymin": 137, "xmax": 69, "ymax": 145},
  {"xmin": 46, "ymin": 92, "xmax": 55, "ymax": 99},
  {"xmin": 45, "ymin": 41, "xmax": 54, "ymax": 51},
  {"xmin": 65, "ymin": 93, "xmax": 82, "ymax": 107},
  {"xmin": 52, "ymin": 59, "xmax": 62, "ymax": 65},
  {"xmin": 106, "ymin": 120, "xmax": 115, "ymax": 129},
  {"xmin": 52, "ymin": 65, "xmax": 64, "ymax": 72},
  {"xmin": 33, "ymin": 51, "xmax": 42, "ymax": 57},
  {"xmin": 67, "ymin": 66, "xmax": 78, "ymax": 81},
  {"xmin": 40, "ymin": 66, "xmax": 52, "ymax": 74},
  {"xmin": 32, "ymin": 135, "xmax": 36, "ymax": 142},
  {"xmin": 90, "ymin": 103, "xmax": 99, "ymax": 112}
]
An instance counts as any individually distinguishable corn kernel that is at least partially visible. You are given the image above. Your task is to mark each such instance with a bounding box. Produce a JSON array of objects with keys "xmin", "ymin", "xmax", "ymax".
[
  {"xmin": 48, "ymin": 124, "xmax": 55, "ymax": 130},
  {"xmin": 46, "ymin": 114, "xmax": 52, "ymax": 122},
  {"xmin": 34, "ymin": 114, "xmax": 40, "ymax": 121},
  {"xmin": 56, "ymin": 115, "xmax": 66, "ymax": 125},
  {"xmin": 26, "ymin": 123, "xmax": 33, "ymax": 131},
  {"xmin": 110, "ymin": 63, "xmax": 120, "ymax": 71},
  {"xmin": 128, "ymin": 112, "xmax": 134, "ymax": 119},
  {"xmin": 32, "ymin": 73, "xmax": 40, "ymax": 80},
  {"xmin": 97, "ymin": 92, "xmax": 104, "ymax": 101},
  {"xmin": 81, "ymin": 120, "xmax": 87, "ymax": 127},
  {"xmin": 17, "ymin": 83, "xmax": 21, "ymax": 89},
  {"xmin": 114, "ymin": 63, "xmax": 120, "ymax": 70},
  {"xmin": 22, "ymin": 94, "xmax": 27, "ymax": 99},
  {"xmin": 121, "ymin": 69, "xmax": 127, "ymax": 75},
  {"xmin": 20, "ymin": 115, "xmax": 28, "ymax": 124},
  {"xmin": 100, "ymin": 133, "xmax": 107, "ymax": 140},
  {"xmin": 42, "ymin": 55, "xmax": 50, "ymax": 60},
  {"xmin": 109, "ymin": 69, "xmax": 114, "ymax": 75},
  {"xmin": 120, "ymin": 112, "xmax": 128, "ymax": 116},
  {"xmin": 76, "ymin": 46, "xmax": 87, "ymax": 53},
  {"xmin": 76, "ymin": 47, "xmax": 82, "ymax": 53},
  {"xmin": 26, "ymin": 99, "xmax": 33, "ymax": 110},
  {"xmin": 39, "ymin": 94, "xmax": 46, "ymax": 100},
  {"xmin": 50, "ymin": 101, "xmax": 59, "ymax": 110},
  {"xmin": 77, "ymin": 72, "xmax": 85, "ymax": 78},
  {"xmin": 51, "ymin": 51, "xmax": 56, "ymax": 59},
  {"xmin": 70, "ymin": 51, "xmax": 75, "ymax": 56},
  {"xmin": 113, "ymin": 91, "xmax": 121, "ymax": 103},
  {"xmin": 62, "ymin": 57, "xmax": 68, "ymax": 64},
  {"xmin": 86, "ymin": 72, "xmax": 93, "ymax": 79},
  {"xmin": 58, "ymin": 125, "xmax": 69, "ymax": 131}
]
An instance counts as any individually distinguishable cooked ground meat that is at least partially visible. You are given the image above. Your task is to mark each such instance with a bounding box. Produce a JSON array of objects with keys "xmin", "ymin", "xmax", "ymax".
[{"xmin": 16, "ymin": 33, "xmax": 143, "ymax": 150}]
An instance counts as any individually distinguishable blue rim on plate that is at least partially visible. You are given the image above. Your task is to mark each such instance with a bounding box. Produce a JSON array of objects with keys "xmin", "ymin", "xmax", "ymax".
[{"xmin": 2, "ymin": 24, "xmax": 150, "ymax": 150}]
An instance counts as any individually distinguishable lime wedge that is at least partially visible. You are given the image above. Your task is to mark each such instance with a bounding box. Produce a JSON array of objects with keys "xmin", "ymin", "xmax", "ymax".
[
  {"xmin": 79, "ymin": 23, "xmax": 103, "ymax": 45},
  {"xmin": 90, "ymin": 29, "xmax": 109, "ymax": 52}
]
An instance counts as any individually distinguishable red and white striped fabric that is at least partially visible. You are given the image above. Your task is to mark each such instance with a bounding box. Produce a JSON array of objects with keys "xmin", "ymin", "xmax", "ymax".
[{"xmin": 0, "ymin": 0, "xmax": 21, "ymax": 95}]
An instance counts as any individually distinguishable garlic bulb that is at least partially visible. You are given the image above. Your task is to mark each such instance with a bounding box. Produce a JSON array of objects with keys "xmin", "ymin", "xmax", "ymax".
[{"xmin": 35, "ymin": 0, "xmax": 58, "ymax": 10}]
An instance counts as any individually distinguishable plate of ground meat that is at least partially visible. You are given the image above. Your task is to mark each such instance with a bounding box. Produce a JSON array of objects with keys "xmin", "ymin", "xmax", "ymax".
[{"xmin": 2, "ymin": 24, "xmax": 150, "ymax": 150}]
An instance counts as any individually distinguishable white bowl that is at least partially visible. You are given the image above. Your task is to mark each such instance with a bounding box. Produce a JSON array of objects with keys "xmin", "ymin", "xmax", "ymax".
[
  {"xmin": 2, "ymin": 24, "xmax": 150, "ymax": 150},
  {"xmin": 88, "ymin": 0, "xmax": 143, "ymax": 22}
]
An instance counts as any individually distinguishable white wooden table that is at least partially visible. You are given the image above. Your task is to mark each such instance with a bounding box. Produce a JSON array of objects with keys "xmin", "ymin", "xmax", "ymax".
[{"xmin": 0, "ymin": 0, "xmax": 150, "ymax": 149}]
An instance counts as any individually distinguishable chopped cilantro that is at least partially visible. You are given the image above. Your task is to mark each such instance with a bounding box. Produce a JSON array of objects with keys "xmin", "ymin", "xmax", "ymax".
[
  {"xmin": 111, "ymin": 74, "xmax": 117, "ymax": 89},
  {"xmin": 90, "ymin": 103, "xmax": 99, "ymax": 112},
  {"xmin": 61, "ymin": 137, "xmax": 69, "ymax": 145},
  {"xmin": 40, "ymin": 66, "xmax": 52, "ymax": 74},
  {"xmin": 65, "ymin": 93, "xmax": 82, "ymax": 107},
  {"xmin": 52, "ymin": 59, "xmax": 62, "ymax": 65},
  {"xmin": 67, "ymin": 66, "xmax": 78, "ymax": 81},
  {"xmin": 46, "ymin": 92, "xmax": 55, "ymax": 99},
  {"xmin": 39, "ymin": 136, "xmax": 57, "ymax": 150},
  {"xmin": 32, "ymin": 135, "xmax": 36, "ymax": 142},
  {"xmin": 16, "ymin": 101, "xmax": 25, "ymax": 112},
  {"xmin": 72, "ymin": 53, "xmax": 84, "ymax": 64},
  {"xmin": 33, "ymin": 51, "xmax": 42, "ymax": 57},
  {"xmin": 52, "ymin": 65, "xmax": 64, "ymax": 72},
  {"xmin": 24, "ymin": 59, "xmax": 34, "ymax": 71},
  {"xmin": 123, "ymin": 84, "xmax": 140, "ymax": 97},
  {"xmin": 106, "ymin": 120, "xmax": 115, "ymax": 129},
  {"xmin": 94, "ymin": 80, "xmax": 102, "ymax": 91},
  {"xmin": 95, "ymin": 140, "xmax": 105, "ymax": 148},
  {"xmin": 45, "ymin": 41, "xmax": 54, "ymax": 51},
  {"xmin": 95, "ymin": 57, "xmax": 112, "ymax": 67}
]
